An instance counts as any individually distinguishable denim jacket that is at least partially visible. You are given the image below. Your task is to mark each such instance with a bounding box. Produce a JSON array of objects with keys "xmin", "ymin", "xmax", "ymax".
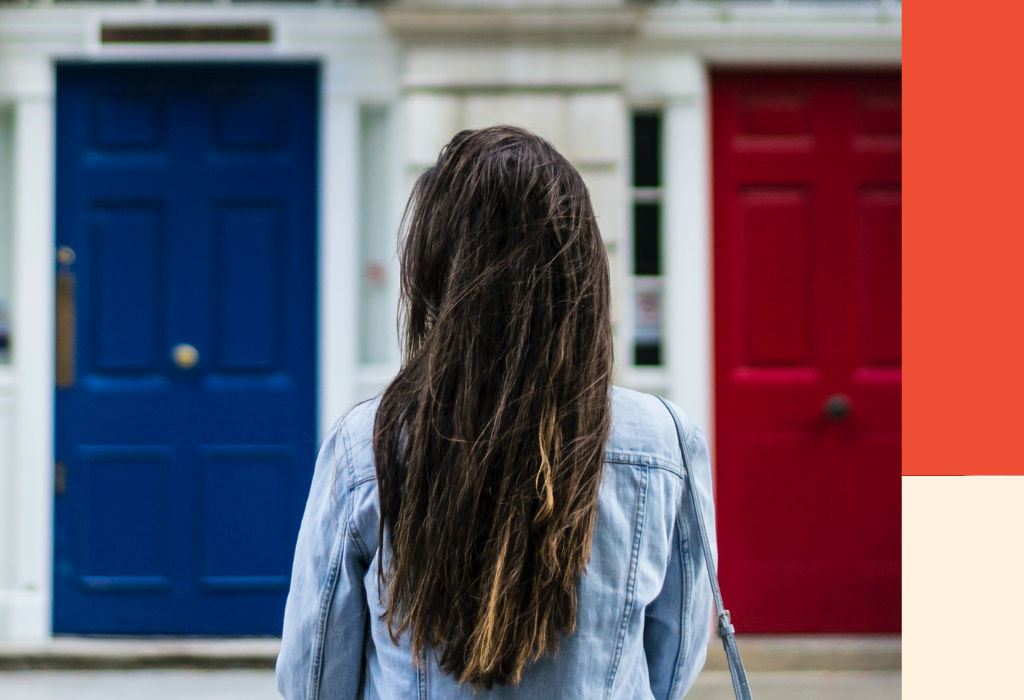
[{"xmin": 277, "ymin": 386, "xmax": 717, "ymax": 700}]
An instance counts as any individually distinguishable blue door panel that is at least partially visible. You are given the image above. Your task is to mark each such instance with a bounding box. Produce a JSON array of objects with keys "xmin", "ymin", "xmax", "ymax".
[
  {"xmin": 199, "ymin": 446, "xmax": 295, "ymax": 589},
  {"xmin": 77, "ymin": 446, "xmax": 174, "ymax": 590},
  {"xmin": 54, "ymin": 64, "xmax": 318, "ymax": 635},
  {"xmin": 214, "ymin": 204, "xmax": 284, "ymax": 370},
  {"xmin": 91, "ymin": 205, "xmax": 165, "ymax": 371}
]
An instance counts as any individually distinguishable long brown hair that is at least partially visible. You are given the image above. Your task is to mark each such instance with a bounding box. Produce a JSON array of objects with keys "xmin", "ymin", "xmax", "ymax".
[{"xmin": 372, "ymin": 126, "xmax": 613, "ymax": 689}]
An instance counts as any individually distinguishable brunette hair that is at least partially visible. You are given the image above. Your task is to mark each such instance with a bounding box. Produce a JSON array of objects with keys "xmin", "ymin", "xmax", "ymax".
[{"xmin": 372, "ymin": 125, "xmax": 613, "ymax": 689}]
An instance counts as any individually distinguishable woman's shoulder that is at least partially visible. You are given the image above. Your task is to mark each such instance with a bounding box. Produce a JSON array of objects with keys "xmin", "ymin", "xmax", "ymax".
[
  {"xmin": 329, "ymin": 396, "xmax": 382, "ymax": 493},
  {"xmin": 607, "ymin": 386, "xmax": 696, "ymax": 476},
  {"xmin": 327, "ymin": 389, "xmax": 700, "ymax": 482}
]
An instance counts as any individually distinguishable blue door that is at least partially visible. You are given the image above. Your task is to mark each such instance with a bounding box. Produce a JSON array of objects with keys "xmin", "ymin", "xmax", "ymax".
[{"xmin": 54, "ymin": 64, "xmax": 318, "ymax": 634}]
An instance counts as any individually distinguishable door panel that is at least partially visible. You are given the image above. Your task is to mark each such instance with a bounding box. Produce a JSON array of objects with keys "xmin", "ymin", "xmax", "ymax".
[
  {"xmin": 54, "ymin": 64, "xmax": 318, "ymax": 634},
  {"xmin": 713, "ymin": 73, "xmax": 901, "ymax": 633}
]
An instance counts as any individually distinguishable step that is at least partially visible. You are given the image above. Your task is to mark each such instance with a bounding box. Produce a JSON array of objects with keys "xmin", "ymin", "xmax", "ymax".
[
  {"xmin": 703, "ymin": 635, "xmax": 902, "ymax": 672},
  {"xmin": 0, "ymin": 638, "xmax": 280, "ymax": 671},
  {"xmin": 0, "ymin": 635, "xmax": 901, "ymax": 672}
]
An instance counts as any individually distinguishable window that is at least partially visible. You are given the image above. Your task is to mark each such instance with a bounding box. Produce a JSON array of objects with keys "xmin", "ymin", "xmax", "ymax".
[
  {"xmin": 631, "ymin": 112, "xmax": 662, "ymax": 366},
  {"xmin": 357, "ymin": 104, "xmax": 398, "ymax": 367}
]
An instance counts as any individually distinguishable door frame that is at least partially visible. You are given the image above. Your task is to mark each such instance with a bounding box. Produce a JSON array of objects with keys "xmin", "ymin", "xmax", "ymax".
[{"xmin": 0, "ymin": 7, "xmax": 402, "ymax": 638}]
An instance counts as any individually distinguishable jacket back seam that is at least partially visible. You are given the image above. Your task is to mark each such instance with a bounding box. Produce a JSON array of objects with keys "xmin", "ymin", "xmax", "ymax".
[
  {"xmin": 604, "ymin": 463, "xmax": 650, "ymax": 700},
  {"xmin": 667, "ymin": 488, "xmax": 694, "ymax": 698},
  {"xmin": 307, "ymin": 515, "xmax": 351, "ymax": 700},
  {"xmin": 417, "ymin": 658, "xmax": 428, "ymax": 699},
  {"xmin": 308, "ymin": 422, "xmax": 355, "ymax": 700}
]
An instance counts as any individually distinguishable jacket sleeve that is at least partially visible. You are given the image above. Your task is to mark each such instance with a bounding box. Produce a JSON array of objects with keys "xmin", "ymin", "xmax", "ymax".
[
  {"xmin": 277, "ymin": 419, "xmax": 371, "ymax": 700},
  {"xmin": 643, "ymin": 416, "xmax": 717, "ymax": 700}
]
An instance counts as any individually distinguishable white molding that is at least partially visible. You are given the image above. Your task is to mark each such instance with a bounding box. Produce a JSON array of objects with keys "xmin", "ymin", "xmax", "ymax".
[
  {"xmin": 7, "ymin": 95, "xmax": 55, "ymax": 639},
  {"xmin": 642, "ymin": 2, "xmax": 901, "ymax": 67},
  {"xmin": 404, "ymin": 46, "xmax": 626, "ymax": 90},
  {"xmin": 355, "ymin": 364, "xmax": 400, "ymax": 404},
  {"xmin": 0, "ymin": 367, "xmax": 14, "ymax": 391},
  {"xmin": 319, "ymin": 95, "xmax": 361, "ymax": 438},
  {"xmin": 383, "ymin": 6, "xmax": 639, "ymax": 40},
  {"xmin": 0, "ymin": 7, "xmax": 402, "ymax": 100},
  {"xmin": 620, "ymin": 366, "xmax": 670, "ymax": 396},
  {"xmin": 662, "ymin": 57, "xmax": 713, "ymax": 441},
  {"xmin": 0, "ymin": 384, "xmax": 15, "ymax": 632}
]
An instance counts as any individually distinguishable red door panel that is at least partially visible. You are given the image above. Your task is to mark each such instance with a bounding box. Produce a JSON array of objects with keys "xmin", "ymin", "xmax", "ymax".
[{"xmin": 712, "ymin": 73, "xmax": 901, "ymax": 633}]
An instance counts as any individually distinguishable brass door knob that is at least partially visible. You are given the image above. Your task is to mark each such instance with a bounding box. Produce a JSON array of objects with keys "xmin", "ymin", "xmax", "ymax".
[
  {"xmin": 56, "ymin": 245, "xmax": 77, "ymax": 266},
  {"xmin": 171, "ymin": 343, "xmax": 200, "ymax": 370}
]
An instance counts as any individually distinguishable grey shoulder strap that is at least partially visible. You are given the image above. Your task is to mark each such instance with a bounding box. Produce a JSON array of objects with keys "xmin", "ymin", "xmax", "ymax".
[{"xmin": 655, "ymin": 396, "xmax": 753, "ymax": 700}]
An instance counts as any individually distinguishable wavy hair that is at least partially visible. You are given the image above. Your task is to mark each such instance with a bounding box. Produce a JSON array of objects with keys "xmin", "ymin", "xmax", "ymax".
[{"xmin": 372, "ymin": 126, "xmax": 613, "ymax": 689}]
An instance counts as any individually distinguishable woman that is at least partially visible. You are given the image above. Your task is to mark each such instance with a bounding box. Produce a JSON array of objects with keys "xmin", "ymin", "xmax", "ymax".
[{"xmin": 277, "ymin": 126, "xmax": 717, "ymax": 699}]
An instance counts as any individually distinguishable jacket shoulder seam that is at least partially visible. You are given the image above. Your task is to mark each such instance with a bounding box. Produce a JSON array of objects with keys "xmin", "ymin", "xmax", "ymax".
[{"xmin": 605, "ymin": 451, "xmax": 683, "ymax": 478}]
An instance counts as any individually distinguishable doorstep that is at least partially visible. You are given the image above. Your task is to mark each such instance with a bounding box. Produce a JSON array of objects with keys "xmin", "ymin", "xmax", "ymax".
[
  {"xmin": 0, "ymin": 638, "xmax": 280, "ymax": 671},
  {"xmin": 703, "ymin": 635, "xmax": 901, "ymax": 672},
  {"xmin": 0, "ymin": 634, "xmax": 901, "ymax": 672}
]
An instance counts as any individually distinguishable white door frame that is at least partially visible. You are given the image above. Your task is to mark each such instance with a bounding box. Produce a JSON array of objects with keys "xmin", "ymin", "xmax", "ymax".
[{"xmin": 0, "ymin": 5, "xmax": 400, "ymax": 638}]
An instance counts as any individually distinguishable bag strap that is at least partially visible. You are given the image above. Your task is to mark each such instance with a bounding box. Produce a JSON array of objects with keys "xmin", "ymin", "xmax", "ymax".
[{"xmin": 655, "ymin": 396, "xmax": 753, "ymax": 700}]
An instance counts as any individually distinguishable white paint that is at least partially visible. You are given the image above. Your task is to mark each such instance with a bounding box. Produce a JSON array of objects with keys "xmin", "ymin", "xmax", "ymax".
[
  {"xmin": 566, "ymin": 91, "xmax": 624, "ymax": 166},
  {"xmin": 578, "ymin": 167, "xmax": 623, "ymax": 246},
  {"xmin": 626, "ymin": 51, "xmax": 706, "ymax": 102},
  {"xmin": 404, "ymin": 45, "xmax": 625, "ymax": 89},
  {"xmin": 0, "ymin": 377, "xmax": 15, "ymax": 612},
  {"xmin": 0, "ymin": 109, "xmax": 12, "ymax": 636},
  {"xmin": 661, "ymin": 64, "xmax": 713, "ymax": 441},
  {"xmin": 0, "ymin": 107, "xmax": 12, "ymax": 339},
  {"xmin": 319, "ymin": 96, "xmax": 361, "ymax": 437},
  {"xmin": 463, "ymin": 93, "xmax": 568, "ymax": 152},
  {"xmin": 643, "ymin": 2, "xmax": 901, "ymax": 67},
  {"xmin": 6, "ymin": 95, "xmax": 55, "ymax": 639},
  {"xmin": 405, "ymin": 93, "xmax": 461, "ymax": 168}
]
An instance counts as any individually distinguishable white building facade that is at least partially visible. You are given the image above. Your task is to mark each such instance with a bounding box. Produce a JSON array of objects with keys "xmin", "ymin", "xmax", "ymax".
[{"xmin": 0, "ymin": 0, "xmax": 901, "ymax": 639}]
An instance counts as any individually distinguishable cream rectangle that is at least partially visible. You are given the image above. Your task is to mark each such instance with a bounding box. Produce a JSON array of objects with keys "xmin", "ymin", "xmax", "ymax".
[{"xmin": 903, "ymin": 476, "xmax": 1024, "ymax": 698}]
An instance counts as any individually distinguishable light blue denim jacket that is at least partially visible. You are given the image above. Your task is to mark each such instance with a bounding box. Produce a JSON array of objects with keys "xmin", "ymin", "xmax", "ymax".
[{"xmin": 277, "ymin": 386, "xmax": 716, "ymax": 700}]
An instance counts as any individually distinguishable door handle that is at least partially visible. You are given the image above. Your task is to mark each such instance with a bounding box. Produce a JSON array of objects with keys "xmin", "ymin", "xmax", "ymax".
[
  {"xmin": 171, "ymin": 343, "xmax": 200, "ymax": 370},
  {"xmin": 822, "ymin": 393, "xmax": 852, "ymax": 422},
  {"xmin": 55, "ymin": 246, "xmax": 77, "ymax": 389},
  {"xmin": 55, "ymin": 461, "xmax": 67, "ymax": 497}
]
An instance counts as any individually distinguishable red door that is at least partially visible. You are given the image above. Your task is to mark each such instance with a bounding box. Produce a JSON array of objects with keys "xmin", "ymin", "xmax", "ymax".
[{"xmin": 712, "ymin": 73, "xmax": 901, "ymax": 633}]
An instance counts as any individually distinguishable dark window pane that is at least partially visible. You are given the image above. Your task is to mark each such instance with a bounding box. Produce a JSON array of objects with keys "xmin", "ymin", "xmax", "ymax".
[
  {"xmin": 633, "ymin": 203, "xmax": 660, "ymax": 275},
  {"xmin": 634, "ymin": 343, "xmax": 662, "ymax": 366},
  {"xmin": 633, "ymin": 112, "xmax": 661, "ymax": 188}
]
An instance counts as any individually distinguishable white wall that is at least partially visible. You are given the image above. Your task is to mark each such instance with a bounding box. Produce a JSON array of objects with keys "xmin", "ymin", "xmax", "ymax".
[
  {"xmin": 0, "ymin": 109, "xmax": 13, "ymax": 636},
  {"xmin": 0, "ymin": 107, "xmax": 12, "ymax": 367}
]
